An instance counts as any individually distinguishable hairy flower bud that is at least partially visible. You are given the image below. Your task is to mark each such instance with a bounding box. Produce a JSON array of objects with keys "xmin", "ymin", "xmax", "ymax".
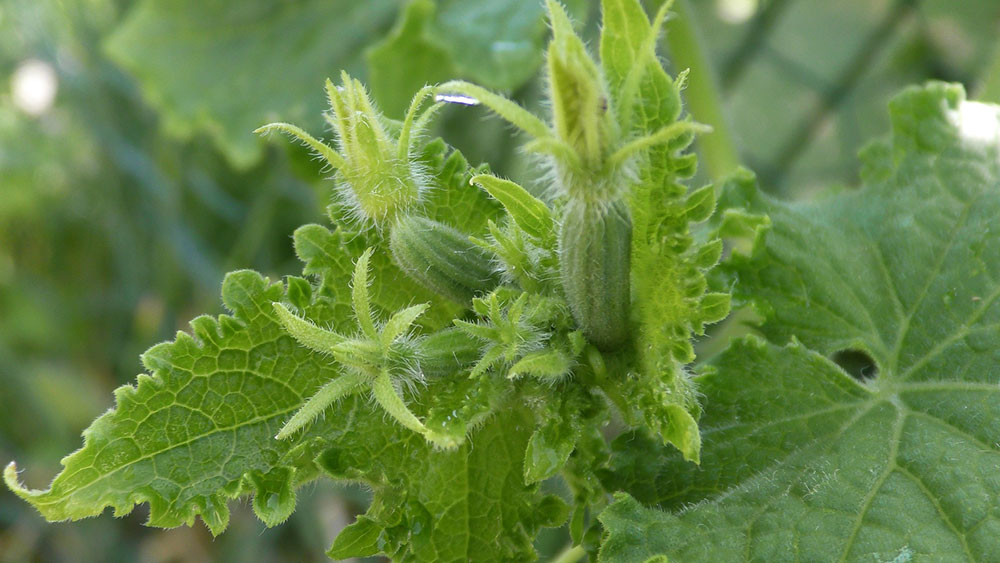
[
  {"xmin": 546, "ymin": 0, "xmax": 620, "ymax": 200},
  {"xmin": 559, "ymin": 198, "xmax": 631, "ymax": 350},
  {"xmin": 326, "ymin": 73, "xmax": 424, "ymax": 227},
  {"xmin": 389, "ymin": 215, "xmax": 502, "ymax": 304}
]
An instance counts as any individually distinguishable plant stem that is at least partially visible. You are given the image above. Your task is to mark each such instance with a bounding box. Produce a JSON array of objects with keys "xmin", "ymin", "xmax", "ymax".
[
  {"xmin": 551, "ymin": 544, "xmax": 587, "ymax": 563},
  {"xmin": 978, "ymin": 41, "xmax": 1000, "ymax": 104},
  {"xmin": 662, "ymin": 0, "xmax": 740, "ymax": 180}
]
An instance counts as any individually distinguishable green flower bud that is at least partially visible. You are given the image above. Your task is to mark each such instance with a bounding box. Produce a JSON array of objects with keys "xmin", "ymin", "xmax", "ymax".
[
  {"xmin": 389, "ymin": 215, "xmax": 502, "ymax": 304},
  {"xmin": 257, "ymin": 73, "xmax": 436, "ymax": 230},
  {"xmin": 326, "ymin": 72, "xmax": 424, "ymax": 227},
  {"xmin": 546, "ymin": 0, "xmax": 620, "ymax": 201},
  {"xmin": 559, "ymin": 198, "xmax": 631, "ymax": 350}
]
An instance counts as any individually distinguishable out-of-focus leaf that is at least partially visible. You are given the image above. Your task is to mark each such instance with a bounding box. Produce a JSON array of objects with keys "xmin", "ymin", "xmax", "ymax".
[
  {"xmin": 367, "ymin": 0, "xmax": 592, "ymax": 118},
  {"xmin": 367, "ymin": 0, "xmax": 458, "ymax": 118},
  {"xmin": 979, "ymin": 42, "xmax": 1000, "ymax": 103},
  {"xmin": 431, "ymin": 0, "xmax": 557, "ymax": 91},
  {"xmin": 104, "ymin": 0, "xmax": 398, "ymax": 169}
]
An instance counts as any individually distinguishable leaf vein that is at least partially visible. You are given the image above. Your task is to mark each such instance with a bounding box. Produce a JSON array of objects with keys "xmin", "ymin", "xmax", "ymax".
[
  {"xmin": 836, "ymin": 403, "xmax": 904, "ymax": 563},
  {"xmin": 895, "ymin": 465, "xmax": 975, "ymax": 561}
]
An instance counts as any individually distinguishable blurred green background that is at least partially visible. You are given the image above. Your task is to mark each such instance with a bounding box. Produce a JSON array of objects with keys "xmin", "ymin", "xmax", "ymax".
[{"xmin": 1, "ymin": 0, "xmax": 998, "ymax": 561}]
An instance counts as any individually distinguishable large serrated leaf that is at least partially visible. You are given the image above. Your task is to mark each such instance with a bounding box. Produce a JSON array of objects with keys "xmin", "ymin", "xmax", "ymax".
[
  {"xmin": 600, "ymin": 83, "xmax": 1000, "ymax": 561},
  {"xmin": 319, "ymin": 402, "xmax": 563, "ymax": 561},
  {"xmin": 5, "ymin": 271, "xmax": 346, "ymax": 535}
]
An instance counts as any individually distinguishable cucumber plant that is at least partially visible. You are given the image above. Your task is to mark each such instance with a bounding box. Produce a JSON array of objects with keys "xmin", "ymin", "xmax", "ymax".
[{"xmin": 7, "ymin": 1, "xmax": 1000, "ymax": 561}]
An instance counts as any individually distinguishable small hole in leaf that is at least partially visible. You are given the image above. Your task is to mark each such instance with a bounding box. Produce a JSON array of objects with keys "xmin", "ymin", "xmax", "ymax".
[{"xmin": 831, "ymin": 349, "xmax": 878, "ymax": 381}]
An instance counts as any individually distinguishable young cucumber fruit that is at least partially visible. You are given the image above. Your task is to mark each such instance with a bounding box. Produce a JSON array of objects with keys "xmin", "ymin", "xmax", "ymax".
[
  {"xmin": 390, "ymin": 215, "xmax": 502, "ymax": 304},
  {"xmin": 559, "ymin": 198, "xmax": 631, "ymax": 350},
  {"xmin": 417, "ymin": 328, "xmax": 484, "ymax": 379}
]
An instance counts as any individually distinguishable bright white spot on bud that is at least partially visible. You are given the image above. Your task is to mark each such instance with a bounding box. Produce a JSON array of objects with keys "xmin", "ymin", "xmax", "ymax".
[
  {"xmin": 11, "ymin": 59, "xmax": 58, "ymax": 116},
  {"xmin": 435, "ymin": 94, "xmax": 480, "ymax": 106},
  {"xmin": 715, "ymin": 0, "xmax": 757, "ymax": 24},
  {"xmin": 952, "ymin": 101, "xmax": 1000, "ymax": 146}
]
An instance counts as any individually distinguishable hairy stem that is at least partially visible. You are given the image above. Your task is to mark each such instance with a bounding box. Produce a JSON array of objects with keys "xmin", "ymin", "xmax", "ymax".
[
  {"xmin": 253, "ymin": 123, "xmax": 345, "ymax": 169},
  {"xmin": 436, "ymin": 80, "xmax": 552, "ymax": 140}
]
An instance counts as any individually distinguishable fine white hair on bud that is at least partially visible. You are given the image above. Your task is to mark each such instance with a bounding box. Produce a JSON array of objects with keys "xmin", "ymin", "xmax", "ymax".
[
  {"xmin": 257, "ymin": 73, "xmax": 443, "ymax": 231},
  {"xmin": 325, "ymin": 73, "xmax": 426, "ymax": 229}
]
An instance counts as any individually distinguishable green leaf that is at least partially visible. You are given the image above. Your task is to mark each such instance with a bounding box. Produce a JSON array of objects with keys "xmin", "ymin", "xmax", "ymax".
[
  {"xmin": 523, "ymin": 386, "xmax": 601, "ymax": 485},
  {"xmin": 415, "ymin": 139, "xmax": 504, "ymax": 235},
  {"xmin": 599, "ymin": 0, "xmax": 681, "ymax": 141},
  {"xmin": 318, "ymin": 402, "xmax": 560, "ymax": 560},
  {"xmin": 367, "ymin": 0, "xmax": 459, "ymax": 119},
  {"xmin": 599, "ymin": 0, "xmax": 652, "ymax": 97},
  {"xmin": 981, "ymin": 42, "xmax": 1000, "ymax": 104},
  {"xmin": 682, "ymin": 183, "xmax": 716, "ymax": 223},
  {"xmin": 600, "ymin": 83, "xmax": 1000, "ymax": 561},
  {"xmin": 293, "ymin": 220, "xmax": 455, "ymax": 329},
  {"xmin": 293, "ymin": 223, "xmax": 438, "ymax": 325},
  {"xmin": 470, "ymin": 174, "xmax": 554, "ymax": 242},
  {"xmin": 525, "ymin": 423, "xmax": 578, "ymax": 486},
  {"xmin": 246, "ymin": 467, "xmax": 297, "ymax": 527},
  {"xmin": 104, "ymin": 0, "xmax": 398, "ymax": 169},
  {"xmin": 368, "ymin": 0, "xmax": 588, "ymax": 118},
  {"xmin": 431, "ymin": 0, "xmax": 572, "ymax": 91},
  {"xmin": 327, "ymin": 516, "xmax": 382, "ymax": 559},
  {"xmin": 291, "ymin": 225, "xmax": 357, "ymax": 303},
  {"xmin": 5, "ymin": 271, "xmax": 344, "ymax": 534}
]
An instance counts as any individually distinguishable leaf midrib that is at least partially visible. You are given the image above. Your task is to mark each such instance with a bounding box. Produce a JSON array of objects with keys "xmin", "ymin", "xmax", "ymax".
[{"xmin": 35, "ymin": 402, "xmax": 302, "ymax": 510}]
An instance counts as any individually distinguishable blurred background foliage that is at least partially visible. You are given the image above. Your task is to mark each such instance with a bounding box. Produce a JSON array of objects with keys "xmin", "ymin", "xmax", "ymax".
[{"xmin": 1, "ymin": 0, "xmax": 998, "ymax": 561}]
